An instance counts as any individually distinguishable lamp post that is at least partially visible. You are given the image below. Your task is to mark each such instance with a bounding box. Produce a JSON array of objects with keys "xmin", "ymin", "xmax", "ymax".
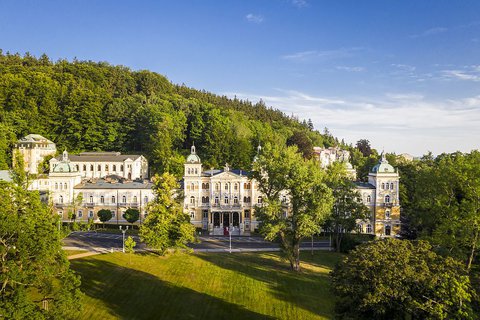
[
  {"xmin": 229, "ymin": 226, "xmax": 232, "ymax": 253},
  {"xmin": 119, "ymin": 225, "xmax": 129, "ymax": 253}
]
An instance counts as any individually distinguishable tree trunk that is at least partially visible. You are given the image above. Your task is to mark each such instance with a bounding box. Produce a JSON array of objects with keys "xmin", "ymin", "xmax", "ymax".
[
  {"xmin": 466, "ymin": 226, "xmax": 479, "ymax": 271},
  {"xmin": 292, "ymin": 242, "xmax": 301, "ymax": 272}
]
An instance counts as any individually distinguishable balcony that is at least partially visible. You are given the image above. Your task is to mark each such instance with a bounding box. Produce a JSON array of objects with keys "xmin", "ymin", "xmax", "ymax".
[{"xmin": 85, "ymin": 202, "xmax": 95, "ymax": 207}]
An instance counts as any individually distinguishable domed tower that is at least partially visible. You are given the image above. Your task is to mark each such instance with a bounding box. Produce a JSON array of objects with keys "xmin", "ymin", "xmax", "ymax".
[
  {"xmin": 185, "ymin": 144, "xmax": 202, "ymax": 177},
  {"xmin": 368, "ymin": 153, "xmax": 400, "ymax": 237}
]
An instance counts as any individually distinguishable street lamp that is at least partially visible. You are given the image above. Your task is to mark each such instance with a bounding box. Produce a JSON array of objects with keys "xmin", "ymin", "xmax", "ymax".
[
  {"xmin": 119, "ymin": 225, "xmax": 129, "ymax": 253},
  {"xmin": 229, "ymin": 226, "xmax": 232, "ymax": 253}
]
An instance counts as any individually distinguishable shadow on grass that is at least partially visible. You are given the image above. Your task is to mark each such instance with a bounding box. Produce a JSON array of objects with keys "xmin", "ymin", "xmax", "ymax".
[
  {"xmin": 71, "ymin": 258, "xmax": 273, "ymax": 320},
  {"xmin": 195, "ymin": 252, "xmax": 337, "ymax": 318}
]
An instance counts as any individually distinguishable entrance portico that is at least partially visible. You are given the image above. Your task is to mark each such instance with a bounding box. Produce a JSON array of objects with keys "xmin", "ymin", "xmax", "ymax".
[{"xmin": 211, "ymin": 210, "xmax": 242, "ymax": 235}]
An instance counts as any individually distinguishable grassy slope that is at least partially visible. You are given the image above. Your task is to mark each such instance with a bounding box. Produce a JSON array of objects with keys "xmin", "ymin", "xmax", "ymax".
[{"xmin": 70, "ymin": 251, "xmax": 342, "ymax": 320}]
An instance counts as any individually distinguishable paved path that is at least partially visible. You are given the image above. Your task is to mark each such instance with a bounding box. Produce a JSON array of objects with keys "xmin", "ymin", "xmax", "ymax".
[{"xmin": 63, "ymin": 232, "xmax": 332, "ymax": 253}]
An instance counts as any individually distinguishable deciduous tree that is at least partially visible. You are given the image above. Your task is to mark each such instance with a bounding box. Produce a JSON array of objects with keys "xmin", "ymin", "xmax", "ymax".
[{"xmin": 252, "ymin": 144, "xmax": 333, "ymax": 271}]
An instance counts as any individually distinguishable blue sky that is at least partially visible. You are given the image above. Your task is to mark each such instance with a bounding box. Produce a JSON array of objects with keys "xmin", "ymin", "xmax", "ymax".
[{"xmin": 1, "ymin": 0, "xmax": 479, "ymax": 156}]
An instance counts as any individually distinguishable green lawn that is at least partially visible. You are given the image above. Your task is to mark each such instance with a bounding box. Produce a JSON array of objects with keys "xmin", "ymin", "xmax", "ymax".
[
  {"xmin": 64, "ymin": 249, "xmax": 88, "ymax": 256},
  {"xmin": 70, "ymin": 251, "xmax": 343, "ymax": 320}
]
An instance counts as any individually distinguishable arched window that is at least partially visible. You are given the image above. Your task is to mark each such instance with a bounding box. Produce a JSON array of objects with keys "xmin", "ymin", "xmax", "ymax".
[
  {"xmin": 195, "ymin": 168, "xmax": 198, "ymax": 174},
  {"xmin": 111, "ymin": 196, "xmax": 116, "ymax": 204},
  {"xmin": 83, "ymin": 164, "xmax": 87, "ymax": 171},
  {"xmin": 215, "ymin": 197, "xmax": 219, "ymax": 204},
  {"xmin": 122, "ymin": 195, "xmax": 126, "ymax": 203},
  {"xmin": 120, "ymin": 165, "xmax": 124, "ymax": 171},
  {"xmin": 385, "ymin": 225, "xmax": 391, "ymax": 236},
  {"xmin": 234, "ymin": 183, "xmax": 238, "ymax": 191},
  {"xmin": 90, "ymin": 164, "xmax": 94, "ymax": 171},
  {"xmin": 381, "ymin": 182, "xmax": 385, "ymax": 189},
  {"xmin": 188, "ymin": 168, "xmax": 191, "ymax": 174},
  {"xmin": 205, "ymin": 183, "xmax": 209, "ymax": 189},
  {"xmin": 55, "ymin": 182, "xmax": 58, "ymax": 190},
  {"xmin": 385, "ymin": 210, "xmax": 391, "ymax": 219},
  {"xmin": 133, "ymin": 196, "xmax": 137, "ymax": 203},
  {"xmin": 224, "ymin": 183, "xmax": 229, "ymax": 191},
  {"xmin": 234, "ymin": 196, "xmax": 238, "ymax": 204},
  {"xmin": 385, "ymin": 195, "xmax": 391, "ymax": 203},
  {"xmin": 190, "ymin": 196, "xmax": 195, "ymax": 204},
  {"xmin": 100, "ymin": 196, "xmax": 105, "ymax": 204},
  {"xmin": 366, "ymin": 195, "xmax": 371, "ymax": 203},
  {"xmin": 215, "ymin": 183, "xmax": 220, "ymax": 191},
  {"xmin": 366, "ymin": 224, "xmax": 372, "ymax": 233},
  {"xmin": 144, "ymin": 196, "xmax": 148, "ymax": 203},
  {"xmin": 257, "ymin": 196, "xmax": 263, "ymax": 204},
  {"xmin": 390, "ymin": 182, "xmax": 394, "ymax": 190},
  {"xmin": 98, "ymin": 165, "xmax": 101, "ymax": 171},
  {"xmin": 64, "ymin": 183, "xmax": 67, "ymax": 190},
  {"xmin": 224, "ymin": 196, "xmax": 229, "ymax": 204},
  {"xmin": 105, "ymin": 165, "xmax": 109, "ymax": 171},
  {"xmin": 59, "ymin": 195, "xmax": 63, "ymax": 204},
  {"xmin": 357, "ymin": 224, "xmax": 363, "ymax": 233},
  {"xmin": 191, "ymin": 183, "xmax": 195, "ymax": 190},
  {"xmin": 113, "ymin": 165, "xmax": 117, "ymax": 171},
  {"xmin": 243, "ymin": 196, "xmax": 247, "ymax": 203}
]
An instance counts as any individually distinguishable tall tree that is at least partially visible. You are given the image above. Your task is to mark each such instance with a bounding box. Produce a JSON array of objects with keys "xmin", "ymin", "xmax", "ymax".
[
  {"xmin": 0, "ymin": 181, "xmax": 83, "ymax": 319},
  {"xmin": 139, "ymin": 173, "xmax": 195, "ymax": 253},
  {"xmin": 252, "ymin": 144, "xmax": 333, "ymax": 271},
  {"xmin": 356, "ymin": 139, "xmax": 372, "ymax": 157},
  {"xmin": 331, "ymin": 239, "xmax": 475, "ymax": 319},
  {"xmin": 324, "ymin": 162, "xmax": 369, "ymax": 252}
]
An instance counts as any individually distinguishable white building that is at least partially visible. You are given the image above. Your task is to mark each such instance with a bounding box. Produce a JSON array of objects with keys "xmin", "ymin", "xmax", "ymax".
[
  {"xmin": 50, "ymin": 151, "xmax": 148, "ymax": 180},
  {"xmin": 14, "ymin": 134, "xmax": 56, "ymax": 174},
  {"xmin": 183, "ymin": 145, "xmax": 265, "ymax": 235}
]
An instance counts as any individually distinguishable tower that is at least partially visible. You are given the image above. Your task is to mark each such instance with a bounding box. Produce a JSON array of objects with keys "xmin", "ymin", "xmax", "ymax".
[
  {"xmin": 368, "ymin": 153, "xmax": 401, "ymax": 237},
  {"xmin": 184, "ymin": 144, "xmax": 202, "ymax": 177}
]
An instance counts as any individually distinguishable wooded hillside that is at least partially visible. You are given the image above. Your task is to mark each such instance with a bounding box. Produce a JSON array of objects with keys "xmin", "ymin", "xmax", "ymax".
[{"xmin": 0, "ymin": 51, "xmax": 337, "ymax": 175}]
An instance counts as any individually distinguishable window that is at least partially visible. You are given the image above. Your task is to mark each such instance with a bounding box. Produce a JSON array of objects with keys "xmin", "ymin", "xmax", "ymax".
[
  {"xmin": 105, "ymin": 165, "xmax": 109, "ymax": 171},
  {"xmin": 385, "ymin": 225, "xmax": 391, "ymax": 236},
  {"xmin": 113, "ymin": 165, "xmax": 117, "ymax": 171},
  {"xmin": 224, "ymin": 196, "xmax": 229, "ymax": 204},
  {"xmin": 214, "ymin": 197, "xmax": 219, "ymax": 204},
  {"xmin": 257, "ymin": 196, "xmax": 263, "ymax": 204},
  {"xmin": 202, "ymin": 196, "xmax": 209, "ymax": 204},
  {"xmin": 190, "ymin": 196, "xmax": 195, "ymax": 204},
  {"xmin": 55, "ymin": 182, "xmax": 58, "ymax": 190},
  {"xmin": 366, "ymin": 224, "xmax": 372, "ymax": 233},
  {"xmin": 203, "ymin": 210, "xmax": 208, "ymax": 218},
  {"xmin": 122, "ymin": 196, "xmax": 126, "ymax": 203},
  {"xmin": 120, "ymin": 165, "xmax": 124, "ymax": 171},
  {"xmin": 59, "ymin": 195, "xmax": 63, "ymax": 204},
  {"xmin": 191, "ymin": 183, "xmax": 195, "ymax": 190},
  {"xmin": 190, "ymin": 211, "xmax": 195, "ymax": 219},
  {"xmin": 90, "ymin": 164, "xmax": 94, "ymax": 171},
  {"xmin": 282, "ymin": 196, "xmax": 287, "ymax": 203},
  {"xmin": 357, "ymin": 224, "xmax": 363, "ymax": 233},
  {"xmin": 234, "ymin": 196, "xmax": 238, "ymax": 204},
  {"xmin": 366, "ymin": 195, "xmax": 371, "ymax": 203},
  {"xmin": 215, "ymin": 183, "xmax": 220, "ymax": 191},
  {"xmin": 133, "ymin": 196, "xmax": 137, "ymax": 203},
  {"xmin": 64, "ymin": 183, "xmax": 67, "ymax": 190},
  {"xmin": 385, "ymin": 195, "xmax": 391, "ymax": 203},
  {"xmin": 78, "ymin": 210, "xmax": 83, "ymax": 218},
  {"xmin": 83, "ymin": 164, "xmax": 87, "ymax": 171},
  {"xmin": 88, "ymin": 211, "xmax": 94, "ymax": 218},
  {"xmin": 144, "ymin": 196, "xmax": 148, "ymax": 203},
  {"xmin": 111, "ymin": 211, "xmax": 115, "ymax": 219},
  {"xmin": 385, "ymin": 210, "xmax": 391, "ymax": 219},
  {"xmin": 98, "ymin": 164, "xmax": 101, "ymax": 171},
  {"xmin": 234, "ymin": 183, "xmax": 238, "ymax": 191},
  {"xmin": 194, "ymin": 168, "xmax": 198, "ymax": 174},
  {"xmin": 188, "ymin": 168, "xmax": 191, "ymax": 174},
  {"xmin": 224, "ymin": 183, "xmax": 229, "ymax": 191},
  {"xmin": 381, "ymin": 182, "xmax": 385, "ymax": 189},
  {"xmin": 100, "ymin": 196, "xmax": 105, "ymax": 204},
  {"xmin": 111, "ymin": 196, "xmax": 116, "ymax": 204},
  {"xmin": 244, "ymin": 183, "xmax": 251, "ymax": 189},
  {"xmin": 390, "ymin": 182, "xmax": 394, "ymax": 190},
  {"xmin": 89, "ymin": 196, "xmax": 93, "ymax": 203}
]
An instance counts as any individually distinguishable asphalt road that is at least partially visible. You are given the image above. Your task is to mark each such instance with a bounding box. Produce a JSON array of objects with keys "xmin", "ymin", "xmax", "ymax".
[{"xmin": 63, "ymin": 231, "xmax": 331, "ymax": 252}]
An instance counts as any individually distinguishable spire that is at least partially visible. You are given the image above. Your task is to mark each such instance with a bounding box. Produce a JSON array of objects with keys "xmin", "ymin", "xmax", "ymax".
[
  {"xmin": 62, "ymin": 149, "xmax": 69, "ymax": 161},
  {"xmin": 191, "ymin": 142, "xmax": 196, "ymax": 155}
]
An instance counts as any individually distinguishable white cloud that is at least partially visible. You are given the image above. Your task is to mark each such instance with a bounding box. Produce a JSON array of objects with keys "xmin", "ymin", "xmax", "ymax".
[
  {"xmin": 291, "ymin": 0, "xmax": 308, "ymax": 8},
  {"xmin": 440, "ymin": 65, "xmax": 480, "ymax": 82},
  {"xmin": 410, "ymin": 27, "xmax": 448, "ymax": 38},
  {"xmin": 336, "ymin": 66, "xmax": 365, "ymax": 72},
  {"xmin": 224, "ymin": 89, "xmax": 480, "ymax": 156},
  {"xmin": 281, "ymin": 47, "xmax": 362, "ymax": 62},
  {"xmin": 245, "ymin": 13, "xmax": 264, "ymax": 24}
]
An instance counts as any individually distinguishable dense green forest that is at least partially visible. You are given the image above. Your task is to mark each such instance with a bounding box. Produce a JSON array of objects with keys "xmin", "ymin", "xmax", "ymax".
[{"xmin": 0, "ymin": 51, "xmax": 339, "ymax": 176}]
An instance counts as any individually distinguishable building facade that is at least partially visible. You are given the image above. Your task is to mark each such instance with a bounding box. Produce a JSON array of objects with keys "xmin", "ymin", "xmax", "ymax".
[
  {"xmin": 184, "ymin": 145, "xmax": 401, "ymax": 237},
  {"xmin": 183, "ymin": 145, "xmax": 263, "ymax": 235},
  {"xmin": 14, "ymin": 134, "xmax": 57, "ymax": 174}
]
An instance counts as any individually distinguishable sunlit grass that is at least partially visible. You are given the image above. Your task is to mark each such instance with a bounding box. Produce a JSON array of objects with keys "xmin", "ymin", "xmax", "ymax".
[{"xmin": 70, "ymin": 251, "xmax": 342, "ymax": 320}]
